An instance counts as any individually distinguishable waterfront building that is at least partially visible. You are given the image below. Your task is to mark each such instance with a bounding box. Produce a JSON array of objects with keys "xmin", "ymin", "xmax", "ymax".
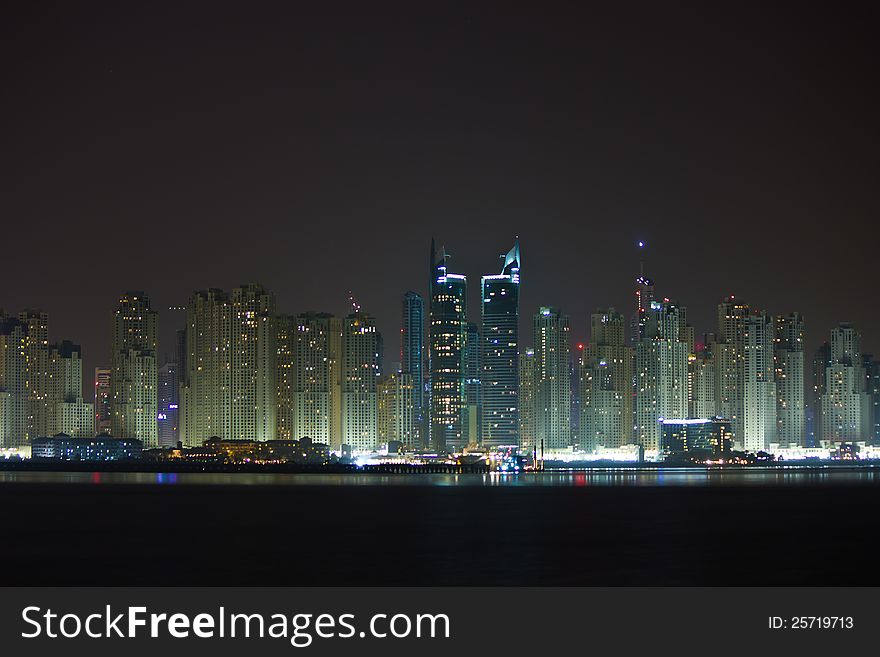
[
  {"xmin": 660, "ymin": 417, "xmax": 733, "ymax": 458},
  {"xmin": 401, "ymin": 291, "xmax": 426, "ymax": 448},
  {"xmin": 817, "ymin": 323, "xmax": 870, "ymax": 443},
  {"xmin": 341, "ymin": 311, "xmax": 380, "ymax": 452},
  {"xmin": 428, "ymin": 240, "xmax": 467, "ymax": 453},
  {"xmin": 775, "ymin": 313, "xmax": 805, "ymax": 447},
  {"xmin": 377, "ymin": 371, "xmax": 416, "ymax": 447},
  {"xmin": 31, "ymin": 434, "xmax": 142, "ymax": 461},
  {"xmin": 179, "ymin": 285, "xmax": 276, "ymax": 446},
  {"xmin": 464, "ymin": 321, "xmax": 481, "ymax": 446},
  {"xmin": 534, "ymin": 307, "xmax": 571, "ymax": 451},
  {"xmin": 519, "ymin": 347, "xmax": 536, "ymax": 452},
  {"xmin": 634, "ymin": 300, "xmax": 690, "ymax": 452},
  {"xmin": 0, "ymin": 315, "xmax": 29, "ymax": 447},
  {"xmin": 157, "ymin": 361, "xmax": 179, "ymax": 447},
  {"xmin": 277, "ymin": 312, "xmax": 343, "ymax": 447},
  {"xmin": 110, "ymin": 292, "xmax": 158, "ymax": 447},
  {"xmin": 480, "ymin": 240, "xmax": 521, "ymax": 448},
  {"xmin": 94, "ymin": 367, "xmax": 112, "ymax": 435},
  {"xmin": 580, "ymin": 308, "xmax": 633, "ymax": 450}
]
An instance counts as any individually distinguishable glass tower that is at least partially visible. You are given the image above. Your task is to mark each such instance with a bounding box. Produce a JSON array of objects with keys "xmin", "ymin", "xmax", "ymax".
[
  {"xmin": 429, "ymin": 240, "xmax": 467, "ymax": 453},
  {"xmin": 481, "ymin": 240, "xmax": 521, "ymax": 448},
  {"xmin": 401, "ymin": 291, "xmax": 426, "ymax": 449}
]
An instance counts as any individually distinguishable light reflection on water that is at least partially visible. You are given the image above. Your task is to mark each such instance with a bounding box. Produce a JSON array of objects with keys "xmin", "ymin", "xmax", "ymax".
[{"xmin": 1, "ymin": 467, "xmax": 879, "ymax": 486}]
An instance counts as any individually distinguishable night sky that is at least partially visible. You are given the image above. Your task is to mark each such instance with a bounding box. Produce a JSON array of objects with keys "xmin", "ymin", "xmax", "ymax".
[{"xmin": 2, "ymin": 2, "xmax": 878, "ymax": 384}]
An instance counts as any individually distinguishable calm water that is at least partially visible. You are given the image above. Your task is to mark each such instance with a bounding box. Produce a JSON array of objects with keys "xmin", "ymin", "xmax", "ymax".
[
  {"xmin": 2, "ymin": 466, "xmax": 880, "ymax": 486},
  {"xmin": 3, "ymin": 465, "xmax": 879, "ymax": 586}
]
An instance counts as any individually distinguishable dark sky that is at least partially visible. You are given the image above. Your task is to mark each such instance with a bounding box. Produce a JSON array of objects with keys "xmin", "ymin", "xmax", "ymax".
[{"xmin": 2, "ymin": 2, "xmax": 878, "ymax": 386}]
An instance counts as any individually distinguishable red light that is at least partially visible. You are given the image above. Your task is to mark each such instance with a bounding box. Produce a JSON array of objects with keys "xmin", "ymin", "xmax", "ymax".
[{"xmin": 577, "ymin": 343, "xmax": 584, "ymax": 350}]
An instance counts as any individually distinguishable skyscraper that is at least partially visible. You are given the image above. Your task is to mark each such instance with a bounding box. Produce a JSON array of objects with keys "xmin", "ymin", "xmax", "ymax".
[
  {"xmin": 862, "ymin": 355, "xmax": 880, "ymax": 445},
  {"xmin": 0, "ymin": 315, "xmax": 29, "ymax": 447},
  {"xmin": 157, "ymin": 361, "xmax": 179, "ymax": 447},
  {"xmin": 480, "ymin": 240, "xmax": 520, "ymax": 448},
  {"xmin": 688, "ymin": 342, "xmax": 716, "ymax": 419},
  {"xmin": 463, "ymin": 321, "xmax": 481, "ymax": 446},
  {"xmin": 277, "ymin": 312, "xmax": 343, "ymax": 446},
  {"xmin": 377, "ymin": 371, "xmax": 415, "ymax": 448},
  {"xmin": 519, "ymin": 347, "xmax": 536, "ymax": 451},
  {"xmin": 429, "ymin": 241, "xmax": 467, "ymax": 453},
  {"xmin": 94, "ymin": 367, "xmax": 112, "ymax": 435},
  {"xmin": 401, "ymin": 291, "xmax": 425, "ymax": 448},
  {"xmin": 341, "ymin": 311, "xmax": 380, "ymax": 452},
  {"xmin": 179, "ymin": 285, "xmax": 276, "ymax": 446},
  {"xmin": 774, "ymin": 313, "xmax": 805, "ymax": 447},
  {"xmin": 817, "ymin": 323, "xmax": 870, "ymax": 444},
  {"xmin": 715, "ymin": 297, "xmax": 777, "ymax": 451},
  {"xmin": 48, "ymin": 341, "xmax": 94, "ymax": 438},
  {"xmin": 581, "ymin": 308, "xmax": 634, "ymax": 450},
  {"xmin": 741, "ymin": 312, "xmax": 777, "ymax": 452},
  {"xmin": 18, "ymin": 310, "xmax": 50, "ymax": 440},
  {"xmin": 534, "ymin": 307, "xmax": 571, "ymax": 451},
  {"xmin": 110, "ymin": 292, "xmax": 158, "ymax": 447},
  {"xmin": 634, "ymin": 300, "xmax": 690, "ymax": 453}
]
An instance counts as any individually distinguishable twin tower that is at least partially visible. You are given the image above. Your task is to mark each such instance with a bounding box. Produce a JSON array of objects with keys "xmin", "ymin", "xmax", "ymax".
[{"xmin": 424, "ymin": 239, "xmax": 521, "ymax": 452}]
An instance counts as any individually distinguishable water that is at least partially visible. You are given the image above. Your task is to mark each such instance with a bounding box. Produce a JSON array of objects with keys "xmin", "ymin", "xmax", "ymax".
[
  {"xmin": 2, "ymin": 466, "xmax": 880, "ymax": 486},
  {"xmin": 2, "ymin": 467, "xmax": 878, "ymax": 585}
]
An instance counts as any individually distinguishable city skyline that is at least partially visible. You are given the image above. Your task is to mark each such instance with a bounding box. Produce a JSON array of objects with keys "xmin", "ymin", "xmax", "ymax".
[
  {"xmin": 4, "ymin": 235, "xmax": 880, "ymax": 455},
  {"xmin": 4, "ymin": 235, "xmax": 879, "ymax": 407}
]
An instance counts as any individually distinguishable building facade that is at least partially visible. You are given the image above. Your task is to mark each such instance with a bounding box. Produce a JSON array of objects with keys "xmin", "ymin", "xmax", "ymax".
[
  {"xmin": 158, "ymin": 361, "xmax": 179, "ymax": 447},
  {"xmin": 533, "ymin": 307, "xmax": 571, "ymax": 450},
  {"xmin": 377, "ymin": 372, "xmax": 415, "ymax": 447},
  {"xmin": 179, "ymin": 285, "xmax": 276, "ymax": 446},
  {"xmin": 580, "ymin": 308, "xmax": 633, "ymax": 450},
  {"xmin": 634, "ymin": 300, "xmax": 690, "ymax": 452},
  {"xmin": 429, "ymin": 241, "xmax": 467, "ymax": 453},
  {"xmin": 774, "ymin": 313, "xmax": 805, "ymax": 447},
  {"xmin": 480, "ymin": 240, "xmax": 521, "ymax": 448},
  {"xmin": 341, "ymin": 312, "xmax": 380, "ymax": 452},
  {"xmin": 401, "ymin": 291, "xmax": 425, "ymax": 448}
]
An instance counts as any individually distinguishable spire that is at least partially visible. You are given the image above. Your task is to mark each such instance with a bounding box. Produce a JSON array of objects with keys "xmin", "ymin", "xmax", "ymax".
[{"xmin": 501, "ymin": 238, "xmax": 520, "ymax": 276}]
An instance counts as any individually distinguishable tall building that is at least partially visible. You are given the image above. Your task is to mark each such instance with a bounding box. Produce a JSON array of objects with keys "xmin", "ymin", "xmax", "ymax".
[
  {"xmin": 179, "ymin": 285, "xmax": 276, "ymax": 446},
  {"xmin": 714, "ymin": 297, "xmax": 749, "ymax": 436},
  {"xmin": 110, "ymin": 292, "xmax": 158, "ymax": 447},
  {"xmin": 463, "ymin": 321, "xmax": 481, "ymax": 446},
  {"xmin": 715, "ymin": 297, "xmax": 777, "ymax": 452},
  {"xmin": 48, "ymin": 341, "xmax": 94, "ymax": 438},
  {"xmin": 0, "ymin": 315, "xmax": 29, "ymax": 447},
  {"xmin": 581, "ymin": 308, "xmax": 634, "ymax": 450},
  {"xmin": 519, "ymin": 347, "xmax": 536, "ymax": 451},
  {"xmin": 157, "ymin": 361, "xmax": 179, "ymax": 447},
  {"xmin": 862, "ymin": 355, "xmax": 880, "ymax": 445},
  {"xmin": 94, "ymin": 367, "xmax": 112, "ymax": 435},
  {"xmin": 817, "ymin": 323, "xmax": 870, "ymax": 444},
  {"xmin": 634, "ymin": 300, "xmax": 690, "ymax": 453},
  {"xmin": 377, "ymin": 371, "xmax": 415, "ymax": 447},
  {"xmin": 277, "ymin": 312, "xmax": 342, "ymax": 447},
  {"xmin": 401, "ymin": 292, "xmax": 426, "ymax": 448},
  {"xmin": 774, "ymin": 313, "xmax": 805, "ymax": 447},
  {"xmin": 688, "ymin": 342, "xmax": 716, "ymax": 419},
  {"xmin": 480, "ymin": 240, "xmax": 520, "ymax": 448},
  {"xmin": 18, "ymin": 310, "xmax": 50, "ymax": 440},
  {"xmin": 740, "ymin": 312, "xmax": 777, "ymax": 452},
  {"xmin": 534, "ymin": 307, "xmax": 571, "ymax": 451},
  {"xmin": 428, "ymin": 241, "xmax": 467, "ymax": 453},
  {"xmin": 341, "ymin": 311, "xmax": 380, "ymax": 452}
]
